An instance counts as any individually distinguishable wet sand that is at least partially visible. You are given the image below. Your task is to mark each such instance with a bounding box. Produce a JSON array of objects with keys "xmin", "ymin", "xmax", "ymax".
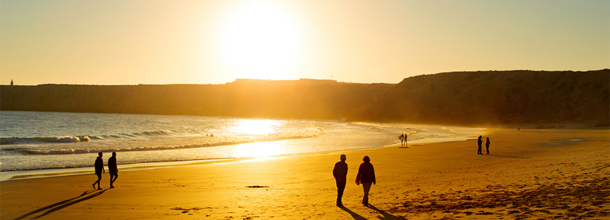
[{"xmin": 1, "ymin": 129, "xmax": 608, "ymax": 219}]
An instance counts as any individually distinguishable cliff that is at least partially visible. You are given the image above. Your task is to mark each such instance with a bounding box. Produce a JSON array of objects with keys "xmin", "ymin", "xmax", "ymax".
[
  {"xmin": 361, "ymin": 69, "xmax": 609, "ymax": 126},
  {"xmin": 1, "ymin": 70, "xmax": 608, "ymax": 126},
  {"xmin": 0, "ymin": 79, "xmax": 393, "ymax": 120}
]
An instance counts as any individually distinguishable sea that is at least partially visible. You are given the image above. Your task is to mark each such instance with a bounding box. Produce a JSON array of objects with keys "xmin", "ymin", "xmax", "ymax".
[{"xmin": 0, "ymin": 111, "xmax": 484, "ymax": 181}]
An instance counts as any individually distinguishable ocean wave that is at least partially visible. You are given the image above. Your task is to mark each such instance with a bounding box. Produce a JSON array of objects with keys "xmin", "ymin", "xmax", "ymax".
[
  {"xmin": 439, "ymin": 127, "xmax": 457, "ymax": 133},
  {"xmin": 0, "ymin": 129, "xmax": 182, "ymax": 145},
  {"xmin": 2, "ymin": 127, "xmax": 326, "ymax": 155},
  {"xmin": 0, "ymin": 136, "xmax": 92, "ymax": 145}
]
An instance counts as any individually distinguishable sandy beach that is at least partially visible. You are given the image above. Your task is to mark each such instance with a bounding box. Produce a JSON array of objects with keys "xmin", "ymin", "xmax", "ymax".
[{"xmin": 2, "ymin": 128, "xmax": 608, "ymax": 220}]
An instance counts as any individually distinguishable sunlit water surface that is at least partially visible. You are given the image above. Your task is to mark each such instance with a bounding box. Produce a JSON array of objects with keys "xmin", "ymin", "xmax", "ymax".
[{"xmin": 0, "ymin": 111, "xmax": 484, "ymax": 180}]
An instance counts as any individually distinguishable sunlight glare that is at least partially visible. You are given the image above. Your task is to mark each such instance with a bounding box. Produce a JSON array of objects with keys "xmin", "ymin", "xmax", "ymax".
[
  {"xmin": 231, "ymin": 119, "xmax": 281, "ymax": 135},
  {"xmin": 219, "ymin": 2, "xmax": 302, "ymax": 80},
  {"xmin": 233, "ymin": 141, "xmax": 285, "ymax": 158}
]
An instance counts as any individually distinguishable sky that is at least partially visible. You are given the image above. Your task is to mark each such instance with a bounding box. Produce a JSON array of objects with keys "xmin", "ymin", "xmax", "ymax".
[{"xmin": 1, "ymin": 0, "xmax": 608, "ymax": 85}]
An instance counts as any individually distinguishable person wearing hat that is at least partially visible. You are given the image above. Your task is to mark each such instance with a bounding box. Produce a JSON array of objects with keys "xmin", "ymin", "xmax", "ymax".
[{"xmin": 355, "ymin": 156, "xmax": 376, "ymax": 206}]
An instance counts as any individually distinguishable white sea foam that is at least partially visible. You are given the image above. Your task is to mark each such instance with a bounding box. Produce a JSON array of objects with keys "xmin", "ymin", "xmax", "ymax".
[{"xmin": 0, "ymin": 135, "xmax": 91, "ymax": 145}]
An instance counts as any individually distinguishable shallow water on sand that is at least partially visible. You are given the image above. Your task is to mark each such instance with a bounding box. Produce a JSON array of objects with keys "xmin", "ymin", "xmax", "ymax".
[{"xmin": 0, "ymin": 111, "xmax": 484, "ymax": 180}]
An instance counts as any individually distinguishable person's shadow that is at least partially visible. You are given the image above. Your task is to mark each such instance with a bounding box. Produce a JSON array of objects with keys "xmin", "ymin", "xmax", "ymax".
[
  {"xmin": 367, "ymin": 204, "xmax": 408, "ymax": 220},
  {"xmin": 15, "ymin": 189, "xmax": 108, "ymax": 220},
  {"xmin": 340, "ymin": 206, "xmax": 367, "ymax": 220}
]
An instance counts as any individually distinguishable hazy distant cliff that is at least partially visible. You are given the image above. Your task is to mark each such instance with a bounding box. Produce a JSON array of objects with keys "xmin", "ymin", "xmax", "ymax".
[
  {"xmin": 361, "ymin": 69, "xmax": 609, "ymax": 125},
  {"xmin": 1, "ymin": 70, "xmax": 608, "ymax": 126},
  {"xmin": 0, "ymin": 79, "xmax": 393, "ymax": 120}
]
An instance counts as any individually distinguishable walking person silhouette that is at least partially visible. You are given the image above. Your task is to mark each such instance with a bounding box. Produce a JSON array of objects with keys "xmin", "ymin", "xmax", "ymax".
[
  {"xmin": 333, "ymin": 154, "xmax": 348, "ymax": 206},
  {"xmin": 355, "ymin": 156, "xmax": 376, "ymax": 206},
  {"xmin": 477, "ymin": 135, "xmax": 483, "ymax": 155},
  {"xmin": 486, "ymin": 137, "xmax": 490, "ymax": 154},
  {"xmin": 108, "ymin": 152, "xmax": 118, "ymax": 188},
  {"xmin": 92, "ymin": 152, "xmax": 105, "ymax": 190}
]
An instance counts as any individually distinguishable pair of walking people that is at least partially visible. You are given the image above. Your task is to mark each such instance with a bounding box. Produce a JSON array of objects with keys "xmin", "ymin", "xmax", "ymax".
[
  {"xmin": 333, "ymin": 154, "xmax": 376, "ymax": 206},
  {"xmin": 477, "ymin": 135, "xmax": 491, "ymax": 154},
  {"xmin": 92, "ymin": 152, "xmax": 119, "ymax": 190}
]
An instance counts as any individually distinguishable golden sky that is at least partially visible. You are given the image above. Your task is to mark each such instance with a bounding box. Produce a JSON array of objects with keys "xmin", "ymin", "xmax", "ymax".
[{"xmin": 1, "ymin": 0, "xmax": 608, "ymax": 85}]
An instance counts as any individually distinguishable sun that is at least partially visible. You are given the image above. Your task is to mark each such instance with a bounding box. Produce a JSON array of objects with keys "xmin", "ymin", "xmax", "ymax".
[{"xmin": 219, "ymin": 2, "xmax": 302, "ymax": 80}]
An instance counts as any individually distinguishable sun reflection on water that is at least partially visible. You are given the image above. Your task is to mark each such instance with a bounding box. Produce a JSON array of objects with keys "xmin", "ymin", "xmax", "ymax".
[{"xmin": 231, "ymin": 119, "xmax": 282, "ymax": 135}]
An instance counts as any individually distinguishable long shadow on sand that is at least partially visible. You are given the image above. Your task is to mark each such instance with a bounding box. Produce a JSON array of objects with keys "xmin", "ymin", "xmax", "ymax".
[
  {"xmin": 367, "ymin": 205, "xmax": 407, "ymax": 220},
  {"xmin": 486, "ymin": 154, "xmax": 529, "ymax": 159},
  {"xmin": 15, "ymin": 189, "xmax": 107, "ymax": 220},
  {"xmin": 340, "ymin": 206, "xmax": 367, "ymax": 220}
]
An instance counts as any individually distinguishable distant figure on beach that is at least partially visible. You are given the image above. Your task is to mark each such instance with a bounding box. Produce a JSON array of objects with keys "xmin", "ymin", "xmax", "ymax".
[
  {"xmin": 399, "ymin": 133, "xmax": 408, "ymax": 147},
  {"xmin": 485, "ymin": 137, "xmax": 490, "ymax": 154},
  {"xmin": 333, "ymin": 154, "xmax": 348, "ymax": 206},
  {"xmin": 404, "ymin": 133, "xmax": 408, "ymax": 146},
  {"xmin": 10, "ymin": 79, "xmax": 13, "ymax": 86},
  {"xmin": 92, "ymin": 152, "xmax": 105, "ymax": 190},
  {"xmin": 355, "ymin": 156, "xmax": 376, "ymax": 206},
  {"xmin": 477, "ymin": 136, "xmax": 483, "ymax": 154},
  {"xmin": 108, "ymin": 152, "xmax": 118, "ymax": 188}
]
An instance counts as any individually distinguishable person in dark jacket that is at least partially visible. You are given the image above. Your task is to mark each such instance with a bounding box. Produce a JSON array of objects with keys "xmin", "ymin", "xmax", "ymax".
[
  {"xmin": 485, "ymin": 137, "xmax": 491, "ymax": 154},
  {"xmin": 108, "ymin": 152, "xmax": 118, "ymax": 188},
  {"xmin": 333, "ymin": 154, "xmax": 348, "ymax": 206},
  {"xmin": 92, "ymin": 152, "xmax": 105, "ymax": 190},
  {"xmin": 355, "ymin": 156, "xmax": 376, "ymax": 206}
]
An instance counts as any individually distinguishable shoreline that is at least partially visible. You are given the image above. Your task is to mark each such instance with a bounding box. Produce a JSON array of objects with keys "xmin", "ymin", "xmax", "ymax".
[
  {"xmin": 0, "ymin": 159, "xmax": 235, "ymax": 182},
  {"xmin": 0, "ymin": 128, "xmax": 484, "ymax": 182},
  {"xmin": 2, "ymin": 128, "xmax": 608, "ymax": 219}
]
